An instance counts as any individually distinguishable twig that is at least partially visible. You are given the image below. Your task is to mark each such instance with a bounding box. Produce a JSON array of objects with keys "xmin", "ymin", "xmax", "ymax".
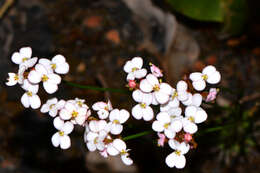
[
  {"xmin": 0, "ymin": 0, "xmax": 14, "ymax": 19},
  {"xmin": 97, "ymin": 73, "xmax": 111, "ymax": 100}
]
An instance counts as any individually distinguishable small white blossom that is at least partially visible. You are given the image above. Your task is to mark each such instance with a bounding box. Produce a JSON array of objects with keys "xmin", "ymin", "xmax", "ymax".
[
  {"xmin": 51, "ymin": 117, "xmax": 74, "ymax": 149},
  {"xmin": 108, "ymin": 109, "xmax": 130, "ymax": 135},
  {"xmin": 86, "ymin": 130, "xmax": 107, "ymax": 152},
  {"xmin": 6, "ymin": 65, "xmax": 26, "ymax": 86},
  {"xmin": 165, "ymin": 139, "xmax": 190, "ymax": 168},
  {"xmin": 92, "ymin": 100, "xmax": 113, "ymax": 119},
  {"xmin": 41, "ymin": 98, "xmax": 66, "ymax": 117},
  {"xmin": 160, "ymin": 88, "xmax": 180, "ymax": 112},
  {"xmin": 140, "ymin": 74, "xmax": 172, "ymax": 104},
  {"xmin": 123, "ymin": 57, "xmax": 147, "ymax": 81},
  {"xmin": 182, "ymin": 93, "xmax": 202, "ymax": 107},
  {"xmin": 39, "ymin": 55, "xmax": 69, "ymax": 74},
  {"xmin": 189, "ymin": 65, "xmax": 221, "ymax": 91},
  {"xmin": 176, "ymin": 80, "xmax": 189, "ymax": 102},
  {"xmin": 11, "ymin": 47, "xmax": 38, "ymax": 69},
  {"xmin": 20, "ymin": 85, "xmax": 41, "ymax": 109}
]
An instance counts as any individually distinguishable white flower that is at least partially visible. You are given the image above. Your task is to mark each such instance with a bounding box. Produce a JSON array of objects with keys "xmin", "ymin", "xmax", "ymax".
[
  {"xmin": 21, "ymin": 79, "xmax": 39, "ymax": 93},
  {"xmin": 20, "ymin": 86, "xmax": 41, "ymax": 109},
  {"xmin": 28, "ymin": 64, "xmax": 61, "ymax": 94},
  {"xmin": 11, "ymin": 47, "xmax": 38, "ymax": 68},
  {"xmin": 176, "ymin": 80, "xmax": 189, "ymax": 102},
  {"xmin": 182, "ymin": 106, "xmax": 207, "ymax": 134},
  {"xmin": 160, "ymin": 88, "xmax": 180, "ymax": 112},
  {"xmin": 152, "ymin": 112, "xmax": 176, "ymax": 139},
  {"xmin": 92, "ymin": 100, "xmax": 113, "ymax": 119},
  {"xmin": 131, "ymin": 90, "xmax": 154, "ymax": 121},
  {"xmin": 107, "ymin": 139, "xmax": 133, "ymax": 165},
  {"xmin": 167, "ymin": 108, "xmax": 183, "ymax": 133},
  {"xmin": 189, "ymin": 65, "xmax": 221, "ymax": 91},
  {"xmin": 86, "ymin": 130, "xmax": 107, "ymax": 152},
  {"xmin": 6, "ymin": 66, "xmax": 26, "ymax": 86},
  {"xmin": 108, "ymin": 109, "xmax": 130, "ymax": 135},
  {"xmin": 39, "ymin": 55, "xmax": 69, "ymax": 74},
  {"xmin": 165, "ymin": 139, "xmax": 190, "ymax": 168},
  {"xmin": 59, "ymin": 102, "xmax": 87, "ymax": 125},
  {"xmin": 123, "ymin": 57, "xmax": 147, "ymax": 81},
  {"xmin": 182, "ymin": 93, "xmax": 202, "ymax": 107},
  {"xmin": 140, "ymin": 74, "xmax": 172, "ymax": 104},
  {"xmin": 51, "ymin": 117, "xmax": 74, "ymax": 149},
  {"xmin": 41, "ymin": 98, "xmax": 65, "ymax": 117},
  {"xmin": 74, "ymin": 98, "xmax": 89, "ymax": 109},
  {"xmin": 89, "ymin": 120, "xmax": 110, "ymax": 133}
]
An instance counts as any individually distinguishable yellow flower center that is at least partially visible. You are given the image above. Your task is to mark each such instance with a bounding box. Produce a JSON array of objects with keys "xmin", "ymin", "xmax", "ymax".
[
  {"xmin": 175, "ymin": 150, "xmax": 181, "ymax": 156},
  {"xmin": 171, "ymin": 115, "xmax": 176, "ymax": 119},
  {"xmin": 77, "ymin": 101, "xmax": 83, "ymax": 107},
  {"xmin": 113, "ymin": 119, "xmax": 120, "ymax": 124},
  {"xmin": 94, "ymin": 137, "xmax": 98, "ymax": 144},
  {"xmin": 164, "ymin": 123, "xmax": 170, "ymax": 129},
  {"xmin": 140, "ymin": 103, "xmax": 146, "ymax": 108},
  {"xmin": 14, "ymin": 74, "xmax": 19, "ymax": 81},
  {"xmin": 59, "ymin": 131, "xmax": 64, "ymax": 136},
  {"xmin": 202, "ymin": 74, "xmax": 208, "ymax": 80},
  {"xmin": 104, "ymin": 106, "xmax": 109, "ymax": 111},
  {"xmin": 188, "ymin": 116, "xmax": 195, "ymax": 123},
  {"xmin": 153, "ymin": 84, "xmax": 160, "ymax": 91},
  {"xmin": 22, "ymin": 57, "xmax": 29, "ymax": 62},
  {"xmin": 49, "ymin": 104, "xmax": 55, "ymax": 109},
  {"xmin": 42, "ymin": 74, "xmax": 49, "ymax": 82},
  {"xmin": 51, "ymin": 63, "xmax": 56, "ymax": 69},
  {"xmin": 131, "ymin": 67, "xmax": 138, "ymax": 72},
  {"xmin": 72, "ymin": 111, "xmax": 79, "ymax": 118},
  {"xmin": 172, "ymin": 91, "xmax": 178, "ymax": 99},
  {"xmin": 120, "ymin": 149, "xmax": 127, "ymax": 155},
  {"xmin": 27, "ymin": 91, "xmax": 33, "ymax": 97}
]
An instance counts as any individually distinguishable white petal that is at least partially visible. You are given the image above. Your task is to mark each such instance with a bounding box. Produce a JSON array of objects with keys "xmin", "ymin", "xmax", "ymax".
[
  {"xmin": 109, "ymin": 109, "xmax": 120, "ymax": 121},
  {"xmin": 182, "ymin": 93, "xmax": 192, "ymax": 106},
  {"xmin": 110, "ymin": 124, "xmax": 123, "ymax": 135},
  {"xmin": 89, "ymin": 120, "xmax": 99, "ymax": 132},
  {"xmin": 189, "ymin": 72, "xmax": 202, "ymax": 82},
  {"xmin": 24, "ymin": 57, "xmax": 38, "ymax": 68},
  {"xmin": 41, "ymin": 103, "xmax": 50, "ymax": 113},
  {"xmin": 179, "ymin": 142, "xmax": 190, "ymax": 154},
  {"xmin": 60, "ymin": 135, "xmax": 71, "ymax": 149},
  {"xmin": 185, "ymin": 106, "xmax": 197, "ymax": 118},
  {"xmin": 183, "ymin": 122, "xmax": 197, "ymax": 134},
  {"xmin": 168, "ymin": 97, "xmax": 180, "ymax": 108},
  {"xmin": 155, "ymin": 91, "xmax": 170, "ymax": 104},
  {"xmin": 29, "ymin": 94, "xmax": 41, "ymax": 109},
  {"xmin": 107, "ymin": 144, "xmax": 120, "ymax": 156},
  {"xmin": 140, "ymin": 79, "xmax": 153, "ymax": 92},
  {"xmin": 135, "ymin": 69, "xmax": 147, "ymax": 79},
  {"xmin": 131, "ymin": 57, "xmax": 143, "ymax": 69},
  {"xmin": 175, "ymin": 154, "xmax": 186, "ymax": 169},
  {"xmin": 146, "ymin": 74, "xmax": 159, "ymax": 86},
  {"xmin": 123, "ymin": 61, "xmax": 133, "ymax": 73},
  {"xmin": 152, "ymin": 121, "xmax": 164, "ymax": 132},
  {"xmin": 11, "ymin": 52, "xmax": 22, "ymax": 64},
  {"xmin": 176, "ymin": 80, "xmax": 187, "ymax": 91},
  {"xmin": 28, "ymin": 70, "xmax": 41, "ymax": 84},
  {"xmin": 194, "ymin": 108, "xmax": 207, "ymax": 123},
  {"xmin": 164, "ymin": 128, "xmax": 176, "ymax": 139},
  {"xmin": 39, "ymin": 58, "xmax": 51, "ymax": 66},
  {"xmin": 113, "ymin": 139, "xmax": 126, "ymax": 151},
  {"xmin": 48, "ymin": 73, "xmax": 61, "ymax": 84},
  {"xmin": 63, "ymin": 121, "xmax": 74, "ymax": 134},
  {"xmin": 35, "ymin": 64, "xmax": 48, "ymax": 75},
  {"xmin": 53, "ymin": 117, "xmax": 64, "ymax": 130},
  {"xmin": 20, "ymin": 47, "xmax": 32, "ymax": 58},
  {"xmin": 207, "ymin": 71, "xmax": 221, "ymax": 84},
  {"xmin": 177, "ymin": 91, "xmax": 189, "ymax": 102},
  {"xmin": 92, "ymin": 102, "xmax": 107, "ymax": 111},
  {"xmin": 121, "ymin": 155, "xmax": 133, "ymax": 165},
  {"xmin": 119, "ymin": 109, "xmax": 130, "ymax": 123},
  {"xmin": 171, "ymin": 119, "xmax": 183, "ymax": 132},
  {"xmin": 55, "ymin": 62, "xmax": 69, "ymax": 74},
  {"xmin": 165, "ymin": 152, "xmax": 177, "ymax": 168},
  {"xmin": 192, "ymin": 80, "xmax": 206, "ymax": 91},
  {"xmin": 202, "ymin": 65, "xmax": 216, "ymax": 76},
  {"xmin": 87, "ymin": 141, "xmax": 97, "ymax": 151},
  {"xmin": 51, "ymin": 132, "xmax": 60, "ymax": 147},
  {"xmin": 192, "ymin": 93, "xmax": 202, "ymax": 107},
  {"xmin": 21, "ymin": 93, "xmax": 29, "ymax": 108},
  {"xmin": 167, "ymin": 107, "xmax": 182, "ymax": 117},
  {"xmin": 43, "ymin": 82, "xmax": 58, "ymax": 94},
  {"xmin": 6, "ymin": 73, "xmax": 18, "ymax": 86},
  {"xmin": 131, "ymin": 104, "xmax": 143, "ymax": 120},
  {"xmin": 86, "ymin": 131, "xmax": 98, "ymax": 141},
  {"xmin": 160, "ymin": 83, "xmax": 172, "ymax": 95},
  {"xmin": 21, "ymin": 79, "xmax": 39, "ymax": 94},
  {"xmin": 52, "ymin": 54, "xmax": 66, "ymax": 64},
  {"xmin": 59, "ymin": 109, "xmax": 71, "ymax": 120},
  {"xmin": 97, "ymin": 109, "xmax": 109, "ymax": 119},
  {"xmin": 142, "ymin": 106, "xmax": 154, "ymax": 121},
  {"xmin": 132, "ymin": 89, "xmax": 143, "ymax": 103},
  {"xmin": 49, "ymin": 109, "xmax": 58, "ymax": 117},
  {"xmin": 156, "ymin": 112, "xmax": 170, "ymax": 123}
]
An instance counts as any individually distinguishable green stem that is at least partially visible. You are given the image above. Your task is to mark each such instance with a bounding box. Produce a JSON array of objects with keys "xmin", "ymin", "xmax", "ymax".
[
  {"xmin": 63, "ymin": 80, "xmax": 129, "ymax": 94},
  {"xmin": 198, "ymin": 124, "xmax": 234, "ymax": 135},
  {"xmin": 123, "ymin": 130, "xmax": 153, "ymax": 141}
]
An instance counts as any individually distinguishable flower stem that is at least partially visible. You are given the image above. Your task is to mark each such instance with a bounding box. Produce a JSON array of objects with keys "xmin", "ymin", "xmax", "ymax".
[
  {"xmin": 123, "ymin": 130, "xmax": 153, "ymax": 141},
  {"xmin": 63, "ymin": 80, "xmax": 130, "ymax": 94}
]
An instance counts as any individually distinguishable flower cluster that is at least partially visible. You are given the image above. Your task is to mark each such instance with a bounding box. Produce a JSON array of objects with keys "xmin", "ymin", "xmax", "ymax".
[
  {"xmin": 6, "ymin": 47, "xmax": 69, "ymax": 109},
  {"xmin": 124, "ymin": 57, "xmax": 221, "ymax": 168}
]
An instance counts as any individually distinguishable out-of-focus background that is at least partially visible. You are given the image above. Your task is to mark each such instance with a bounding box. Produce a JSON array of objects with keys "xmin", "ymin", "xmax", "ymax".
[{"xmin": 0, "ymin": 0, "xmax": 260, "ymax": 172}]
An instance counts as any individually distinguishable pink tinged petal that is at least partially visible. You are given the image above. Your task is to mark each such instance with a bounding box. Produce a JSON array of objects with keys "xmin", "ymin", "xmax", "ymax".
[
  {"xmin": 52, "ymin": 54, "xmax": 66, "ymax": 64},
  {"xmin": 110, "ymin": 124, "xmax": 123, "ymax": 135},
  {"xmin": 132, "ymin": 90, "xmax": 143, "ymax": 103},
  {"xmin": 140, "ymin": 79, "xmax": 153, "ymax": 92},
  {"xmin": 121, "ymin": 155, "xmax": 133, "ymax": 165},
  {"xmin": 206, "ymin": 88, "xmax": 218, "ymax": 102},
  {"xmin": 157, "ymin": 133, "xmax": 166, "ymax": 146},
  {"xmin": 55, "ymin": 62, "xmax": 69, "ymax": 74},
  {"xmin": 192, "ymin": 94, "xmax": 202, "ymax": 107},
  {"xmin": 109, "ymin": 109, "xmax": 120, "ymax": 121},
  {"xmin": 142, "ymin": 106, "xmax": 154, "ymax": 121},
  {"xmin": 195, "ymin": 108, "xmax": 207, "ymax": 123},
  {"xmin": 87, "ymin": 142, "xmax": 97, "ymax": 151},
  {"xmin": 98, "ymin": 109, "xmax": 109, "ymax": 119},
  {"xmin": 53, "ymin": 117, "xmax": 64, "ymax": 130},
  {"xmin": 131, "ymin": 104, "xmax": 142, "ymax": 120},
  {"xmin": 123, "ymin": 61, "xmax": 133, "ymax": 73},
  {"xmin": 189, "ymin": 72, "xmax": 202, "ymax": 82},
  {"xmin": 183, "ymin": 122, "xmax": 197, "ymax": 134},
  {"xmin": 107, "ymin": 145, "xmax": 120, "ymax": 156},
  {"xmin": 63, "ymin": 121, "xmax": 74, "ymax": 134},
  {"xmin": 43, "ymin": 82, "xmax": 58, "ymax": 94},
  {"xmin": 23, "ymin": 57, "xmax": 38, "ymax": 68},
  {"xmin": 207, "ymin": 71, "xmax": 221, "ymax": 84},
  {"xmin": 185, "ymin": 106, "xmax": 197, "ymax": 118},
  {"xmin": 175, "ymin": 154, "xmax": 186, "ymax": 169},
  {"xmin": 28, "ymin": 70, "xmax": 41, "ymax": 84},
  {"xmin": 60, "ymin": 135, "xmax": 71, "ymax": 149},
  {"xmin": 164, "ymin": 128, "xmax": 176, "ymax": 139},
  {"xmin": 192, "ymin": 80, "xmax": 206, "ymax": 91},
  {"xmin": 182, "ymin": 93, "xmax": 192, "ymax": 106},
  {"xmin": 152, "ymin": 121, "xmax": 164, "ymax": 132},
  {"xmin": 21, "ymin": 93, "xmax": 30, "ymax": 108},
  {"xmin": 176, "ymin": 80, "xmax": 187, "ymax": 91},
  {"xmin": 113, "ymin": 139, "xmax": 126, "ymax": 151},
  {"xmin": 202, "ymin": 65, "xmax": 216, "ymax": 76},
  {"xmin": 165, "ymin": 152, "xmax": 177, "ymax": 168},
  {"xmin": 59, "ymin": 109, "xmax": 71, "ymax": 120},
  {"xmin": 135, "ymin": 69, "xmax": 147, "ymax": 79},
  {"xmin": 11, "ymin": 52, "xmax": 22, "ymax": 64},
  {"xmin": 29, "ymin": 94, "xmax": 41, "ymax": 109},
  {"xmin": 51, "ymin": 132, "xmax": 60, "ymax": 147},
  {"xmin": 35, "ymin": 64, "xmax": 48, "ymax": 75},
  {"xmin": 119, "ymin": 109, "xmax": 130, "ymax": 123},
  {"xmin": 20, "ymin": 47, "xmax": 32, "ymax": 58},
  {"xmin": 146, "ymin": 74, "xmax": 159, "ymax": 86},
  {"xmin": 48, "ymin": 73, "xmax": 61, "ymax": 84},
  {"xmin": 155, "ymin": 91, "xmax": 170, "ymax": 104},
  {"xmin": 131, "ymin": 57, "xmax": 143, "ymax": 69}
]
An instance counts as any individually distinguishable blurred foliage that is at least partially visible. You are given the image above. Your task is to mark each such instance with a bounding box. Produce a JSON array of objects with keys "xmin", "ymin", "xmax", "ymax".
[{"xmin": 167, "ymin": 0, "xmax": 248, "ymax": 35}]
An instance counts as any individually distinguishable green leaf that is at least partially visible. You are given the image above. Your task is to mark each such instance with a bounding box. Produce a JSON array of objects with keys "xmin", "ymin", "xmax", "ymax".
[{"xmin": 167, "ymin": 0, "xmax": 224, "ymax": 22}]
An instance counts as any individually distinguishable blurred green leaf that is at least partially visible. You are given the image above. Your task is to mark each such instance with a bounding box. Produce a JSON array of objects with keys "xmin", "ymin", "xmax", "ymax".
[{"xmin": 167, "ymin": 0, "xmax": 224, "ymax": 22}]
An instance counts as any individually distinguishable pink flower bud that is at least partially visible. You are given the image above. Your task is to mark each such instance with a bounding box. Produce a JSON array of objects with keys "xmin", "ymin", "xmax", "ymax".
[
  {"xmin": 150, "ymin": 63, "xmax": 163, "ymax": 77},
  {"xmin": 157, "ymin": 133, "xmax": 166, "ymax": 147},
  {"xmin": 128, "ymin": 80, "xmax": 136, "ymax": 88},
  {"xmin": 206, "ymin": 88, "xmax": 218, "ymax": 102},
  {"xmin": 184, "ymin": 133, "xmax": 192, "ymax": 142}
]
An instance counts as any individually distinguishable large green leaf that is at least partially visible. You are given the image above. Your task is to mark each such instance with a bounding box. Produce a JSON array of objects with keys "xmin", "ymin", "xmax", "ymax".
[{"xmin": 167, "ymin": 0, "xmax": 224, "ymax": 22}]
